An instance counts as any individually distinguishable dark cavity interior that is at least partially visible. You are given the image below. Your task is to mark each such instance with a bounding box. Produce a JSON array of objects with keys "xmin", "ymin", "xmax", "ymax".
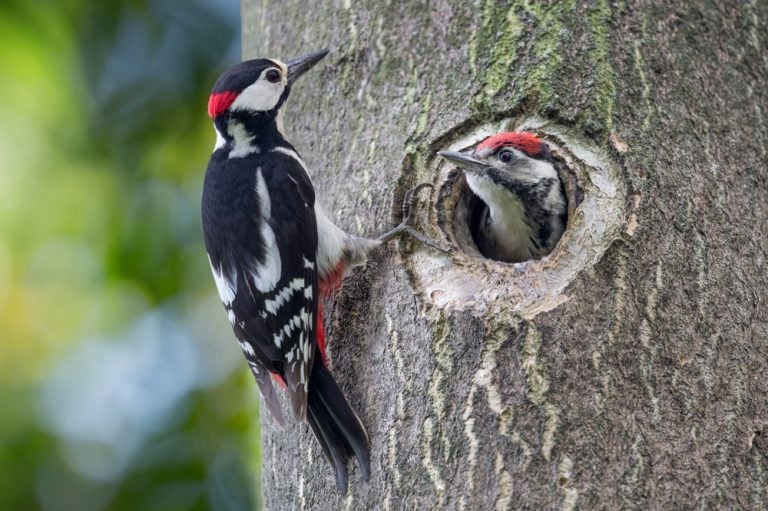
[{"xmin": 446, "ymin": 156, "xmax": 580, "ymax": 264}]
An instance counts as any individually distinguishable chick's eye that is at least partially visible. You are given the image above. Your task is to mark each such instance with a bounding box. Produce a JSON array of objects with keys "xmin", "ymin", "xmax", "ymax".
[
  {"xmin": 498, "ymin": 150, "xmax": 514, "ymax": 163},
  {"xmin": 265, "ymin": 69, "xmax": 281, "ymax": 83}
]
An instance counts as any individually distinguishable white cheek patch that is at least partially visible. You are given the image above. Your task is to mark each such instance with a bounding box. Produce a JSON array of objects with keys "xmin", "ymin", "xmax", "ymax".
[
  {"xmin": 526, "ymin": 158, "xmax": 558, "ymax": 180},
  {"xmin": 230, "ymin": 74, "xmax": 284, "ymax": 113}
]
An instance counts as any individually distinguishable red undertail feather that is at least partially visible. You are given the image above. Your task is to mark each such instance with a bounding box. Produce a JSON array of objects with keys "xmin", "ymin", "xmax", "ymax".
[
  {"xmin": 208, "ymin": 91, "xmax": 238, "ymax": 118},
  {"xmin": 477, "ymin": 131, "xmax": 546, "ymax": 158},
  {"xmin": 319, "ymin": 261, "xmax": 346, "ymax": 297},
  {"xmin": 271, "ymin": 372, "xmax": 286, "ymax": 389},
  {"xmin": 316, "ymin": 303, "xmax": 328, "ymax": 366},
  {"xmin": 316, "ymin": 261, "xmax": 347, "ymax": 367}
]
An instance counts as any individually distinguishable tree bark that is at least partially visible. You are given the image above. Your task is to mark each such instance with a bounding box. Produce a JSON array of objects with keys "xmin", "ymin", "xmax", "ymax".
[{"xmin": 243, "ymin": 1, "xmax": 768, "ymax": 509}]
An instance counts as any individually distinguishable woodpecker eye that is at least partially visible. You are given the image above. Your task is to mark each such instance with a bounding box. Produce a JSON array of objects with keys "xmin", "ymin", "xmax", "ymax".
[
  {"xmin": 498, "ymin": 150, "xmax": 515, "ymax": 163},
  {"xmin": 265, "ymin": 69, "xmax": 281, "ymax": 83}
]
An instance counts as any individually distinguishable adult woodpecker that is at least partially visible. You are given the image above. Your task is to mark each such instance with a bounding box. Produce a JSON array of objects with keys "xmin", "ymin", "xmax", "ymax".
[
  {"xmin": 438, "ymin": 132, "xmax": 567, "ymax": 263},
  {"xmin": 201, "ymin": 49, "xmax": 436, "ymax": 494}
]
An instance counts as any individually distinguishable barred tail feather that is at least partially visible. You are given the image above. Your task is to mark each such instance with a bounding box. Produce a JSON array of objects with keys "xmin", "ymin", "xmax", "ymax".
[{"xmin": 306, "ymin": 360, "xmax": 370, "ymax": 495}]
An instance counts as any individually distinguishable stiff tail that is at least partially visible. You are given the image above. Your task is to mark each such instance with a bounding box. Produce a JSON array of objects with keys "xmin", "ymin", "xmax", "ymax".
[{"xmin": 306, "ymin": 359, "xmax": 370, "ymax": 495}]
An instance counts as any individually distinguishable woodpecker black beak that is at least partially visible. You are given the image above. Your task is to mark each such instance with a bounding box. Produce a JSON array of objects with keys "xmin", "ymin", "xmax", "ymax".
[
  {"xmin": 286, "ymin": 49, "xmax": 329, "ymax": 84},
  {"xmin": 438, "ymin": 151, "xmax": 488, "ymax": 172}
]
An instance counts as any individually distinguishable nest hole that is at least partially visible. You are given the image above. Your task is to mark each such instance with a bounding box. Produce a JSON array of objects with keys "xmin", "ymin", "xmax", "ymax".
[{"xmin": 437, "ymin": 144, "xmax": 583, "ymax": 263}]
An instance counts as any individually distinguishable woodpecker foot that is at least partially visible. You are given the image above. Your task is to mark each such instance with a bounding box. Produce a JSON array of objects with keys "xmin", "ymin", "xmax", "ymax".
[
  {"xmin": 377, "ymin": 183, "xmax": 449, "ymax": 253},
  {"xmin": 382, "ymin": 223, "xmax": 449, "ymax": 253}
]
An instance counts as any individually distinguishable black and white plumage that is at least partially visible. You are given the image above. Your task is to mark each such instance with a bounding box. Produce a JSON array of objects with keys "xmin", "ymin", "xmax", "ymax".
[
  {"xmin": 204, "ymin": 135, "xmax": 318, "ymax": 422},
  {"xmin": 438, "ymin": 132, "xmax": 567, "ymax": 263},
  {"xmin": 201, "ymin": 50, "xmax": 373, "ymax": 494}
]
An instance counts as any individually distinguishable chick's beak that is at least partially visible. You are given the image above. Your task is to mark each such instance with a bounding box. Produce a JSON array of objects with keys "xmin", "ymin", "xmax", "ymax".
[
  {"xmin": 285, "ymin": 49, "xmax": 329, "ymax": 84},
  {"xmin": 437, "ymin": 151, "xmax": 488, "ymax": 172}
]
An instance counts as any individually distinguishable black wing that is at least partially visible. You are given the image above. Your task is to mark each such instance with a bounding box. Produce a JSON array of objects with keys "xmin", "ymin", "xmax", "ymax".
[{"xmin": 202, "ymin": 148, "xmax": 318, "ymax": 423}]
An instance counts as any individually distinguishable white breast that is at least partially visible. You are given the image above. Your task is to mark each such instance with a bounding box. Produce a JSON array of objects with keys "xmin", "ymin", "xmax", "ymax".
[{"xmin": 467, "ymin": 173, "xmax": 535, "ymax": 262}]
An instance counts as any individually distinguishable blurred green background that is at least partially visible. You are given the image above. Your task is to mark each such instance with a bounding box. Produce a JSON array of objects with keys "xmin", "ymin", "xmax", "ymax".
[{"xmin": 0, "ymin": 1, "xmax": 262, "ymax": 509}]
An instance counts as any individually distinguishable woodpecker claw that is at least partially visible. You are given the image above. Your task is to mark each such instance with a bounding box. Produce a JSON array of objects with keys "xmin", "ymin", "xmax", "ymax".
[
  {"xmin": 401, "ymin": 182, "xmax": 434, "ymax": 221},
  {"xmin": 377, "ymin": 183, "xmax": 450, "ymax": 253}
]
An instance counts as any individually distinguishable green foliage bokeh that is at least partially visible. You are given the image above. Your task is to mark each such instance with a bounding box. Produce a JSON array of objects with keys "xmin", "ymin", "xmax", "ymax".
[{"xmin": 0, "ymin": 1, "xmax": 261, "ymax": 509}]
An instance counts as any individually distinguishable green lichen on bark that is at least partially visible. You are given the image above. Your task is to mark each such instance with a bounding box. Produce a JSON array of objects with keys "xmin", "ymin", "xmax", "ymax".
[
  {"xmin": 246, "ymin": 1, "xmax": 768, "ymax": 508},
  {"xmin": 468, "ymin": 0, "xmax": 576, "ymax": 112},
  {"xmin": 516, "ymin": 0, "xmax": 574, "ymax": 112},
  {"xmin": 470, "ymin": 0, "xmax": 523, "ymax": 101},
  {"xmin": 583, "ymin": 0, "xmax": 616, "ymax": 135},
  {"xmin": 468, "ymin": 0, "xmax": 617, "ymax": 140}
]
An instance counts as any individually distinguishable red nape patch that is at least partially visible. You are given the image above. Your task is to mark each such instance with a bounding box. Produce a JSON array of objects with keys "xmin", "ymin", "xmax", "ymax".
[
  {"xmin": 315, "ymin": 303, "xmax": 329, "ymax": 367},
  {"xmin": 477, "ymin": 131, "xmax": 546, "ymax": 158},
  {"xmin": 207, "ymin": 91, "xmax": 238, "ymax": 118},
  {"xmin": 314, "ymin": 262, "xmax": 348, "ymax": 368}
]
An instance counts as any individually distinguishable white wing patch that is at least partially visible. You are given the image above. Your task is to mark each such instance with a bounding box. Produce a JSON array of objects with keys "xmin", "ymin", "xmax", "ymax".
[
  {"xmin": 299, "ymin": 325, "xmax": 311, "ymax": 392},
  {"xmin": 251, "ymin": 168, "xmax": 281, "ymax": 293},
  {"xmin": 271, "ymin": 306, "xmax": 313, "ymax": 357},
  {"xmin": 299, "ymin": 331, "xmax": 308, "ymax": 390},
  {"xmin": 264, "ymin": 277, "xmax": 306, "ymax": 315},
  {"xmin": 208, "ymin": 254, "xmax": 237, "ymax": 306},
  {"xmin": 239, "ymin": 340, "xmax": 256, "ymax": 357}
]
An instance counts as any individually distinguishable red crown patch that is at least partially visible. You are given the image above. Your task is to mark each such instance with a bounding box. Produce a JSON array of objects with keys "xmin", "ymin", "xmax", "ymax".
[{"xmin": 476, "ymin": 132, "xmax": 546, "ymax": 158}]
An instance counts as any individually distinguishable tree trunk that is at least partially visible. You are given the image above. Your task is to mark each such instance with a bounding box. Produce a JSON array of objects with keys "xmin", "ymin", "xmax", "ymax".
[{"xmin": 243, "ymin": 1, "xmax": 768, "ymax": 509}]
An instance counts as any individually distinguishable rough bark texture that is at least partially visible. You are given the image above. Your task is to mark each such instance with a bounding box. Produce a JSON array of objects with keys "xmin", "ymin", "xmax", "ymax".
[{"xmin": 243, "ymin": 1, "xmax": 768, "ymax": 509}]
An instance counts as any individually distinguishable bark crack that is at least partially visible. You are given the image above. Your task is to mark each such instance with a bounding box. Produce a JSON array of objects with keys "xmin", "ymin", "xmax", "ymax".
[{"xmin": 638, "ymin": 260, "xmax": 664, "ymax": 425}]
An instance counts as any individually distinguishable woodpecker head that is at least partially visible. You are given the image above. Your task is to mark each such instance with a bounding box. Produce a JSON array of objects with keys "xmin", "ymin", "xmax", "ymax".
[
  {"xmin": 207, "ymin": 48, "xmax": 329, "ymax": 121},
  {"xmin": 438, "ymin": 132, "xmax": 567, "ymax": 263},
  {"xmin": 438, "ymin": 132, "xmax": 557, "ymax": 184}
]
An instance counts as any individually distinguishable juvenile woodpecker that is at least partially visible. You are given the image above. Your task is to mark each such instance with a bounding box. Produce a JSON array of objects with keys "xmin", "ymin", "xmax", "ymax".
[
  {"xmin": 202, "ymin": 49, "xmax": 434, "ymax": 494},
  {"xmin": 438, "ymin": 132, "xmax": 567, "ymax": 262}
]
